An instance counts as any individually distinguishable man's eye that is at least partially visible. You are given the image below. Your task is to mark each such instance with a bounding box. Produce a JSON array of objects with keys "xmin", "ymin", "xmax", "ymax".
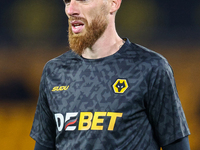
[
  {"xmin": 63, "ymin": 0, "xmax": 87, "ymax": 4},
  {"xmin": 63, "ymin": 0, "xmax": 70, "ymax": 4}
]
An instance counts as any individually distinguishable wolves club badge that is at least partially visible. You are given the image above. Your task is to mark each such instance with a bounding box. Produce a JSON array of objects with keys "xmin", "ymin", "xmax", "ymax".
[{"xmin": 113, "ymin": 79, "xmax": 128, "ymax": 94}]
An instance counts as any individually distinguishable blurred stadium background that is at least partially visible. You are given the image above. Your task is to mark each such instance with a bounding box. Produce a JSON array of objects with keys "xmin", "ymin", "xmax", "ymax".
[{"xmin": 0, "ymin": 0, "xmax": 200, "ymax": 149}]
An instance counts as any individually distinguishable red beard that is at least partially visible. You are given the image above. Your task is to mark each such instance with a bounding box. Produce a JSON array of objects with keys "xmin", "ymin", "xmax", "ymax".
[{"xmin": 68, "ymin": 6, "xmax": 108, "ymax": 55}]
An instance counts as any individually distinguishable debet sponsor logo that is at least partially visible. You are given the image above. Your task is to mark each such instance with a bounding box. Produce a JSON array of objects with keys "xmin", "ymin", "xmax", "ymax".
[{"xmin": 55, "ymin": 112, "xmax": 123, "ymax": 132}]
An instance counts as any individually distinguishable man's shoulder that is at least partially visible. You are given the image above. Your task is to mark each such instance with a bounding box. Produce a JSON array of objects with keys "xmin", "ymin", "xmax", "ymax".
[
  {"xmin": 48, "ymin": 50, "xmax": 78, "ymax": 63},
  {"xmin": 45, "ymin": 50, "xmax": 80, "ymax": 66},
  {"xmin": 43, "ymin": 50, "xmax": 80, "ymax": 74},
  {"xmin": 123, "ymin": 41, "xmax": 170, "ymax": 69}
]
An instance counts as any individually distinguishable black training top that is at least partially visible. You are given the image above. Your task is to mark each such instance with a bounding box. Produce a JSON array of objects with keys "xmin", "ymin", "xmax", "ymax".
[{"xmin": 30, "ymin": 38, "xmax": 190, "ymax": 150}]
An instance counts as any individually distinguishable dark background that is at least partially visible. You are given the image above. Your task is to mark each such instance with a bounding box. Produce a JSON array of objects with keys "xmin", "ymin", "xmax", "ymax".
[{"xmin": 0, "ymin": 0, "xmax": 199, "ymax": 149}]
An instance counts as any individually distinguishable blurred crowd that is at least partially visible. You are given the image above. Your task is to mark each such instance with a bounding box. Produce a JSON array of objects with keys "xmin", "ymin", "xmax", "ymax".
[{"xmin": 0, "ymin": 0, "xmax": 200, "ymax": 48}]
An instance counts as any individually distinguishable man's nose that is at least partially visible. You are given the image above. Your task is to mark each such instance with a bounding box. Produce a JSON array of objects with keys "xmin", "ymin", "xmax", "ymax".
[{"xmin": 66, "ymin": 1, "xmax": 79, "ymax": 16}]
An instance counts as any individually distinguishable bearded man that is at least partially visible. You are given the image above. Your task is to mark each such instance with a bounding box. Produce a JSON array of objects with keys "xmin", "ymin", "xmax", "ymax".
[{"xmin": 30, "ymin": 0, "xmax": 190, "ymax": 149}]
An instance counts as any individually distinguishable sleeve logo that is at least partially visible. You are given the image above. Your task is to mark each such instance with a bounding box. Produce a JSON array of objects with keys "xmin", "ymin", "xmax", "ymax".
[
  {"xmin": 52, "ymin": 85, "xmax": 69, "ymax": 91},
  {"xmin": 113, "ymin": 79, "xmax": 128, "ymax": 93}
]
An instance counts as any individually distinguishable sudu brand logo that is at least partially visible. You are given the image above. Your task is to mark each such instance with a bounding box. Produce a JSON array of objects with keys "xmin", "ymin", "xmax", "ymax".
[
  {"xmin": 55, "ymin": 112, "xmax": 123, "ymax": 132},
  {"xmin": 52, "ymin": 86, "xmax": 69, "ymax": 91}
]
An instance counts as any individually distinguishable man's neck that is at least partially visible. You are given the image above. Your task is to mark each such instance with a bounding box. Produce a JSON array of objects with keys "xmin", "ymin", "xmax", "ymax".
[{"xmin": 81, "ymin": 24, "xmax": 124, "ymax": 59}]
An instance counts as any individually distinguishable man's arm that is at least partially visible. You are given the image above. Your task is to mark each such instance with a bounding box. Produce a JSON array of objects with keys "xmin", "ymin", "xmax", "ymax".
[
  {"xmin": 162, "ymin": 136, "xmax": 190, "ymax": 150},
  {"xmin": 34, "ymin": 142, "xmax": 55, "ymax": 150}
]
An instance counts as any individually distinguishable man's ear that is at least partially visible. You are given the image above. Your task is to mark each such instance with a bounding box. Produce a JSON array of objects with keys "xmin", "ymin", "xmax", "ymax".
[{"xmin": 109, "ymin": 0, "xmax": 122, "ymax": 14}]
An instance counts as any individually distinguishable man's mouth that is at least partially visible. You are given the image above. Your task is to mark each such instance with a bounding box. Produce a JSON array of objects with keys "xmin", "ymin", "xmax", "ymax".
[
  {"xmin": 71, "ymin": 21, "xmax": 85, "ymax": 34},
  {"xmin": 73, "ymin": 24, "xmax": 83, "ymax": 28}
]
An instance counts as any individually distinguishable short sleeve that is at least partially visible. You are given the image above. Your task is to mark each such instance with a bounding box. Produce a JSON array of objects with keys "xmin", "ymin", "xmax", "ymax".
[
  {"xmin": 30, "ymin": 64, "xmax": 56, "ymax": 148},
  {"xmin": 146, "ymin": 63, "xmax": 190, "ymax": 147}
]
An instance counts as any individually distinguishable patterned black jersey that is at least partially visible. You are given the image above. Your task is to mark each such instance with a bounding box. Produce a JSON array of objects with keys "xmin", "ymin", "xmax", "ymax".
[{"xmin": 30, "ymin": 38, "xmax": 190, "ymax": 150}]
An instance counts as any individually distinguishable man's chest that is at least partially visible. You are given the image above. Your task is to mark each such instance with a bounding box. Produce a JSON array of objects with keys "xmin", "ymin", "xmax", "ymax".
[{"xmin": 46, "ymin": 64, "xmax": 147, "ymax": 113}]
